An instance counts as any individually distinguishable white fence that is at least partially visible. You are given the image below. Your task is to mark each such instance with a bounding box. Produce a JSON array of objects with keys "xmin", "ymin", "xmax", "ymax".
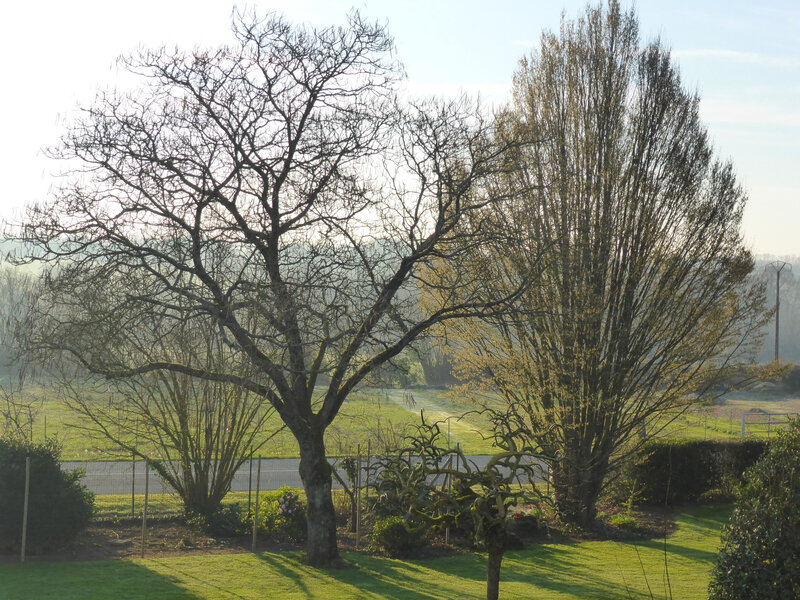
[{"xmin": 740, "ymin": 412, "xmax": 796, "ymax": 437}]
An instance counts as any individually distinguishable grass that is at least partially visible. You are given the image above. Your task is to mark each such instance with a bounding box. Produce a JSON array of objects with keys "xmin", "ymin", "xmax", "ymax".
[
  {"xmin": 0, "ymin": 505, "xmax": 729, "ymax": 599},
  {"xmin": 24, "ymin": 387, "xmax": 499, "ymax": 461},
  {"xmin": 92, "ymin": 489, "xmax": 308, "ymax": 520},
  {"xmin": 20, "ymin": 384, "xmax": 800, "ymax": 461}
]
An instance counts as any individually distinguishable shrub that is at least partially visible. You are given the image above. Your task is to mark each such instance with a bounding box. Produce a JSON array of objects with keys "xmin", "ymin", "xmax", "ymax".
[
  {"xmin": 623, "ymin": 439, "xmax": 767, "ymax": 505},
  {"xmin": 368, "ymin": 452, "xmax": 430, "ymax": 519},
  {"xmin": 708, "ymin": 420, "xmax": 800, "ymax": 599},
  {"xmin": 371, "ymin": 515, "xmax": 425, "ymax": 557},
  {"xmin": 779, "ymin": 364, "xmax": 800, "ymax": 393},
  {"xmin": 189, "ymin": 504, "xmax": 245, "ymax": 537},
  {"xmin": 258, "ymin": 486, "xmax": 307, "ymax": 543},
  {"xmin": 608, "ymin": 514, "xmax": 639, "ymax": 532},
  {"xmin": 697, "ymin": 488, "xmax": 735, "ymax": 505},
  {"xmin": 0, "ymin": 438, "xmax": 94, "ymax": 553},
  {"xmin": 508, "ymin": 508, "xmax": 544, "ymax": 538}
]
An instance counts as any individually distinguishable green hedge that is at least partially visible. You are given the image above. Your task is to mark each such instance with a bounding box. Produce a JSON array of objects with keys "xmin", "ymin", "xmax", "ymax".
[
  {"xmin": 0, "ymin": 438, "xmax": 94, "ymax": 553},
  {"xmin": 626, "ymin": 439, "xmax": 767, "ymax": 505}
]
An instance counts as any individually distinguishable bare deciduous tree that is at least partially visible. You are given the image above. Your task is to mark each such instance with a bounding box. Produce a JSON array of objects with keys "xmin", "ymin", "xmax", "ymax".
[
  {"xmin": 14, "ymin": 11, "xmax": 522, "ymax": 564},
  {"xmin": 54, "ymin": 310, "xmax": 273, "ymax": 517}
]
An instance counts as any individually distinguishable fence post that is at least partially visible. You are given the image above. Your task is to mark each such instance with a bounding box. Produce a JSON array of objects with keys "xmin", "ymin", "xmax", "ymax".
[
  {"xmin": 131, "ymin": 453, "xmax": 137, "ymax": 518},
  {"xmin": 365, "ymin": 439, "xmax": 371, "ymax": 502},
  {"xmin": 445, "ymin": 455, "xmax": 452, "ymax": 545},
  {"xmin": 356, "ymin": 444, "xmax": 362, "ymax": 551},
  {"xmin": 20, "ymin": 457, "xmax": 31, "ymax": 563},
  {"xmin": 141, "ymin": 460, "xmax": 149, "ymax": 559},
  {"xmin": 248, "ymin": 456, "xmax": 253, "ymax": 514},
  {"xmin": 252, "ymin": 456, "xmax": 261, "ymax": 552},
  {"xmin": 741, "ymin": 414, "xmax": 746, "ymax": 437}
]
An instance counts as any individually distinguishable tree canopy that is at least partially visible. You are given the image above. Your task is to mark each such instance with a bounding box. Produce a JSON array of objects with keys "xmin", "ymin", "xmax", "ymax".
[
  {"xmin": 13, "ymin": 11, "xmax": 523, "ymax": 565},
  {"xmin": 436, "ymin": 1, "xmax": 768, "ymax": 526}
]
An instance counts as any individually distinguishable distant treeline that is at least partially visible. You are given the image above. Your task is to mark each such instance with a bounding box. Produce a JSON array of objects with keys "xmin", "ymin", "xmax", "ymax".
[{"xmin": 0, "ymin": 249, "xmax": 797, "ymax": 384}]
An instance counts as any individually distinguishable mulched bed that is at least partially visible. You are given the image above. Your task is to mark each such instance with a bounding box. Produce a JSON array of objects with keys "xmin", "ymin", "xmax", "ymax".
[
  {"xmin": 0, "ymin": 518, "xmax": 303, "ymax": 563},
  {"xmin": 0, "ymin": 506, "xmax": 677, "ymax": 563}
]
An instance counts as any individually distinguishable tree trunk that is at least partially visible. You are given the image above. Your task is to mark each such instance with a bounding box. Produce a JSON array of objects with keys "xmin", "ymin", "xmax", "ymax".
[
  {"xmin": 550, "ymin": 451, "xmax": 607, "ymax": 528},
  {"xmin": 485, "ymin": 524, "xmax": 507, "ymax": 600},
  {"xmin": 298, "ymin": 430, "xmax": 339, "ymax": 566}
]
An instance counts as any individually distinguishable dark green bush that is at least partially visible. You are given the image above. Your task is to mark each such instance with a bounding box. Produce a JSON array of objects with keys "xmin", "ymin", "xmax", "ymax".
[
  {"xmin": 189, "ymin": 504, "xmax": 245, "ymax": 537},
  {"xmin": 779, "ymin": 364, "xmax": 800, "ymax": 393},
  {"xmin": 624, "ymin": 439, "xmax": 767, "ymax": 505},
  {"xmin": 508, "ymin": 508, "xmax": 543, "ymax": 538},
  {"xmin": 0, "ymin": 438, "xmax": 94, "ymax": 553},
  {"xmin": 708, "ymin": 421, "xmax": 800, "ymax": 599},
  {"xmin": 371, "ymin": 515, "xmax": 425, "ymax": 557}
]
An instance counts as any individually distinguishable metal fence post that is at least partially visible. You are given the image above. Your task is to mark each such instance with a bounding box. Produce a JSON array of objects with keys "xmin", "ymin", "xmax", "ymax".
[
  {"xmin": 141, "ymin": 460, "xmax": 149, "ymax": 558},
  {"xmin": 356, "ymin": 444, "xmax": 362, "ymax": 551},
  {"xmin": 131, "ymin": 453, "xmax": 136, "ymax": 518},
  {"xmin": 252, "ymin": 456, "xmax": 262, "ymax": 552},
  {"xmin": 20, "ymin": 457, "xmax": 31, "ymax": 563}
]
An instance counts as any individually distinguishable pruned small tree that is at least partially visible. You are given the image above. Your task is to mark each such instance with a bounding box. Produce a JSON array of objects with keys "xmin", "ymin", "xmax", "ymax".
[
  {"xmin": 12, "ymin": 11, "xmax": 524, "ymax": 565},
  {"xmin": 435, "ymin": 1, "xmax": 769, "ymax": 527},
  {"xmin": 373, "ymin": 410, "xmax": 545, "ymax": 600}
]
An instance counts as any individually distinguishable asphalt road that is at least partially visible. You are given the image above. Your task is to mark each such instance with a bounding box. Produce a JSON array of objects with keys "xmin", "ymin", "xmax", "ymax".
[{"xmin": 62, "ymin": 455, "xmax": 541, "ymax": 496}]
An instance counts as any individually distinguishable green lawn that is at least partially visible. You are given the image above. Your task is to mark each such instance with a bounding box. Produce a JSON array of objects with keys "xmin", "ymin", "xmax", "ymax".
[
  {"xmin": 26, "ymin": 387, "xmax": 498, "ymax": 461},
  {"xmin": 92, "ymin": 490, "xmax": 307, "ymax": 520},
  {"xmin": 23, "ymin": 384, "xmax": 797, "ymax": 461},
  {"xmin": 0, "ymin": 505, "xmax": 729, "ymax": 600}
]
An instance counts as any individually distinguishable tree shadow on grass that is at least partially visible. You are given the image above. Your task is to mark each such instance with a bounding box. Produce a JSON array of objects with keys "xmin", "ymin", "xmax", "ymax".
[
  {"xmin": 317, "ymin": 549, "xmax": 649, "ymax": 600},
  {"xmin": 0, "ymin": 559, "xmax": 204, "ymax": 600},
  {"xmin": 256, "ymin": 552, "xmax": 342, "ymax": 599}
]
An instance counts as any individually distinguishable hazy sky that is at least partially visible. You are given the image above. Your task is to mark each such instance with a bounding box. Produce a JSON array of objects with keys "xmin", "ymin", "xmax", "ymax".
[{"xmin": 1, "ymin": 0, "xmax": 797, "ymax": 256}]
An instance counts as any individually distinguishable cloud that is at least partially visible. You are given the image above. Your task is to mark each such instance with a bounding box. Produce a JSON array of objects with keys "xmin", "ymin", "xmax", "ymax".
[{"xmin": 674, "ymin": 49, "xmax": 800, "ymax": 70}]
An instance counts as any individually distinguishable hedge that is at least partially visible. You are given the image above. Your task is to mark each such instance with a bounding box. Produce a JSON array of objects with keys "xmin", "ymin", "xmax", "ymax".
[
  {"xmin": 0, "ymin": 438, "xmax": 94, "ymax": 553},
  {"xmin": 625, "ymin": 439, "xmax": 767, "ymax": 505}
]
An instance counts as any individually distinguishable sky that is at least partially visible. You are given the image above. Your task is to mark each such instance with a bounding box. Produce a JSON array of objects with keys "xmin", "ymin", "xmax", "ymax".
[{"xmin": 0, "ymin": 0, "xmax": 798, "ymax": 257}]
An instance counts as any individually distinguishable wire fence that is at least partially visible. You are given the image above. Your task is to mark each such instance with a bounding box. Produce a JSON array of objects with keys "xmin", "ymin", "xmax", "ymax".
[
  {"xmin": 63, "ymin": 457, "xmax": 305, "ymax": 497},
  {"xmin": 12, "ymin": 451, "xmax": 517, "ymax": 562},
  {"xmin": 66, "ymin": 454, "xmax": 510, "ymax": 500}
]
